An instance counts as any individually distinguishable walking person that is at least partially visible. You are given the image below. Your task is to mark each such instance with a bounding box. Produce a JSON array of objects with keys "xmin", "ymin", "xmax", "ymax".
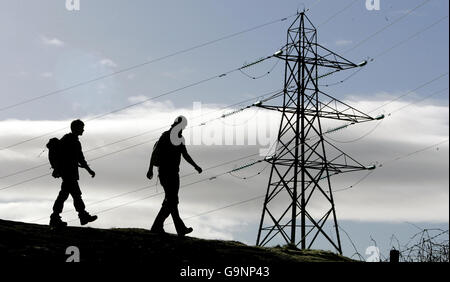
[
  {"xmin": 49, "ymin": 119, "xmax": 98, "ymax": 228},
  {"xmin": 147, "ymin": 116, "xmax": 202, "ymax": 236}
]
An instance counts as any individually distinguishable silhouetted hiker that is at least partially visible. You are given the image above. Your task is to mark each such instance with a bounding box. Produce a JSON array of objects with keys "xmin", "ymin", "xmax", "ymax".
[
  {"xmin": 49, "ymin": 119, "xmax": 98, "ymax": 228},
  {"xmin": 147, "ymin": 115, "xmax": 202, "ymax": 236}
]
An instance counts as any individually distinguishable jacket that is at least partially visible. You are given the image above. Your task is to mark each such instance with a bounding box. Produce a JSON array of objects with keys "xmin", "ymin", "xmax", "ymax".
[{"xmin": 59, "ymin": 133, "xmax": 88, "ymax": 180}]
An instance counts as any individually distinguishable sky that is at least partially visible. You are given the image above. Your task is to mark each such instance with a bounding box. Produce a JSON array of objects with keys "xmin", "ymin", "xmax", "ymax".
[{"xmin": 0, "ymin": 0, "xmax": 449, "ymax": 260}]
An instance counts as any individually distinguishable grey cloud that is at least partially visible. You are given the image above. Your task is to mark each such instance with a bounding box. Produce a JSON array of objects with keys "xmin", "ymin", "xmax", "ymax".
[{"xmin": 0, "ymin": 100, "xmax": 448, "ymax": 232}]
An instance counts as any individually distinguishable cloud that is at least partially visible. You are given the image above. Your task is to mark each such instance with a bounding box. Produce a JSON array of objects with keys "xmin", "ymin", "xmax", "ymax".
[
  {"xmin": 11, "ymin": 71, "xmax": 28, "ymax": 77},
  {"xmin": 0, "ymin": 98, "xmax": 448, "ymax": 241},
  {"xmin": 41, "ymin": 36, "xmax": 65, "ymax": 47},
  {"xmin": 335, "ymin": 39, "xmax": 353, "ymax": 46},
  {"xmin": 40, "ymin": 72, "xmax": 53, "ymax": 78},
  {"xmin": 127, "ymin": 95, "xmax": 149, "ymax": 103},
  {"xmin": 99, "ymin": 58, "xmax": 118, "ymax": 68}
]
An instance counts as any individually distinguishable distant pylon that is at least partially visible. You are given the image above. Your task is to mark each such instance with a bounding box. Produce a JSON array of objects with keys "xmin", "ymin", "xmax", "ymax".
[{"xmin": 255, "ymin": 12, "xmax": 380, "ymax": 254}]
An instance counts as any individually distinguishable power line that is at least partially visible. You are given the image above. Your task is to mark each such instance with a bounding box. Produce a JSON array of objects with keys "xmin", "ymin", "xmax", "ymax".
[
  {"xmin": 321, "ymin": 12, "xmax": 448, "ymax": 88},
  {"xmin": 381, "ymin": 139, "xmax": 449, "ymax": 166},
  {"xmin": 3, "ymin": 71, "xmax": 446, "ymax": 192},
  {"xmin": 165, "ymin": 195, "xmax": 265, "ymax": 226},
  {"xmin": 170, "ymin": 138, "xmax": 450, "ymax": 225},
  {"xmin": 0, "ymin": 74, "xmax": 217, "ymax": 150},
  {"xmin": 64, "ymin": 138, "xmax": 428, "ymax": 226},
  {"xmin": 5, "ymin": 90, "xmax": 273, "ymax": 192},
  {"xmin": 0, "ymin": 55, "xmax": 277, "ymax": 151},
  {"xmin": 388, "ymin": 88, "xmax": 448, "ymax": 115},
  {"xmin": 319, "ymin": 66, "xmax": 365, "ymax": 87},
  {"xmin": 1, "ymin": 6, "xmax": 446, "ymax": 250},
  {"xmin": 332, "ymin": 170, "xmax": 376, "ymax": 193},
  {"xmin": 0, "ymin": 2, "xmax": 401, "ymax": 152},
  {"xmin": 322, "ymin": 86, "xmax": 447, "ymax": 144},
  {"xmin": 1, "ymin": 0, "xmax": 361, "ymax": 116},
  {"xmin": 306, "ymin": 76, "xmax": 448, "ymax": 143},
  {"xmin": 305, "ymin": 0, "xmax": 323, "ymax": 13},
  {"xmin": 66, "ymin": 156, "xmax": 267, "ymax": 223},
  {"xmin": 316, "ymin": 0, "xmax": 359, "ymax": 28},
  {"xmin": 373, "ymin": 15, "xmax": 449, "ymax": 59},
  {"xmin": 326, "ymin": 138, "xmax": 449, "ymax": 194},
  {"xmin": 26, "ymin": 133, "xmax": 449, "ymax": 229},
  {"xmin": 0, "ymin": 14, "xmax": 295, "ymax": 113},
  {"xmin": 229, "ymin": 162, "xmax": 271, "ymax": 180},
  {"xmin": 325, "ymin": 120, "xmax": 384, "ymax": 144},
  {"xmin": 0, "ymin": 173, "xmax": 49, "ymax": 192},
  {"xmin": 343, "ymin": 0, "xmax": 433, "ymax": 55},
  {"xmin": 3, "ymin": 6, "xmax": 447, "ymax": 210},
  {"xmin": 238, "ymin": 58, "xmax": 281, "ymax": 80},
  {"xmin": 0, "ymin": 89, "xmax": 282, "ymax": 181},
  {"xmin": 368, "ymin": 72, "xmax": 449, "ymax": 114},
  {"xmin": 0, "ymin": 103, "xmax": 268, "ymax": 192},
  {"xmin": 259, "ymin": 77, "xmax": 446, "ymax": 151},
  {"xmin": 28, "ymin": 151, "xmax": 262, "ymax": 223},
  {"xmin": 0, "ymin": 93, "xmax": 282, "ymax": 194},
  {"xmin": 2, "ymin": 1, "xmax": 441, "ymax": 153}
]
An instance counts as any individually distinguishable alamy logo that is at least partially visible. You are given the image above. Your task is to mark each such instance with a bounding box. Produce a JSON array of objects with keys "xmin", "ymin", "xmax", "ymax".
[
  {"xmin": 66, "ymin": 246, "xmax": 80, "ymax": 262},
  {"xmin": 66, "ymin": 0, "xmax": 80, "ymax": 11},
  {"xmin": 366, "ymin": 0, "xmax": 380, "ymax": 11}
]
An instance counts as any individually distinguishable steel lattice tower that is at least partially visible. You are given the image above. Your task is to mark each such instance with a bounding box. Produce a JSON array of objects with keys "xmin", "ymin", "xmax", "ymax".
[{"xmin": 255, "ymin": 12, "xmax": 379, "ymax": 254}]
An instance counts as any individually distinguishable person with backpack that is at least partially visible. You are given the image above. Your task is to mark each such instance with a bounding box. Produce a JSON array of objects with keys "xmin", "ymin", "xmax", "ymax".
[
  {"xmin": 49, "ymin": 119, "xmax": 98, "ymax": 228},
  {"xmin": 147, "ymin": 115, "xmax": 202, "ymax": 236}
]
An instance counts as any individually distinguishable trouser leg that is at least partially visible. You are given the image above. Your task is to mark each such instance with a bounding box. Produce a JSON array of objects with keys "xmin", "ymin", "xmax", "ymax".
[
  {"xmin": 55, "ymin": 180, "xmax": 86, "ymax": 215},
  {"xmin": 157, "ymin": 171, "xmax": 187, "ymax": 234},
  {"xmin": 170, "ymin": 204, "xmax": 187, "ymax": 234},
  {"xmin": 52, "ymin": 189, "xmax": 69, "ymax": 215},
  {"xmin": 151, "ymin": 203, "xmax": 171, "ymax": 230},
  {"xmin": 152, "ymin": 197, "xmax": 187, "ymax": 233},
  {"xmin": 67, "ymin": 181, "xmax": 86, "ymax": 214}
]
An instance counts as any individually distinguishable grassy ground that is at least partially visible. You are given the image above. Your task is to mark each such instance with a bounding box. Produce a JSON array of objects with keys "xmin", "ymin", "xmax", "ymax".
[{"xmin": 0, "ymin": 219, "xmax": 354, "ymax": 264}]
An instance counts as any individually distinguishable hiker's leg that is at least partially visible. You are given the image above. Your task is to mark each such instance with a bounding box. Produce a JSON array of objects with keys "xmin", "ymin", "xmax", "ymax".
[
  {"xmin": 151, "ymin": 172, "xmax": 172, "ymax": 230},
  {"xmin": 67, "ymin": 180, "xmax": 86, "ymax": 214},
  {"xmin": 151, "ymin": 200, "xmax": 171, "ymax": 231},
  {"xmin": 165, "ymin": 174, "xmax": 187, "ymax": 234},
  {"xmin": 52, "ymin": 181, "xmax": 70, "ymax": 215},
  {"xmin": 66, "ymin": 181, "xmax": 97, "ymax": 224},
  {"xmin": 170, "ymin": 204, "xmax": 187, "ymax": 234}
]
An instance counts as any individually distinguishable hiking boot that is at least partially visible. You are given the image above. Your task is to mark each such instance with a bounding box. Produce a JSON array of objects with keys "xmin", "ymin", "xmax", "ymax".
[
  {"xmin": 178, "ymin": 227, "xmax": 193, "ymax": 237},
  {"xmin": 49, "ymin": 214, "xmax": 67, "ymax": 228},
  {"xmin": 79, "ymin": 212, "xmax": 98, "ymax": 225}
]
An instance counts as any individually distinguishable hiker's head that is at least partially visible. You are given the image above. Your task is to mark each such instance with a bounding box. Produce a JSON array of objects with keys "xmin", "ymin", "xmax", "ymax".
[
  {"xmin": 169, "ymin": 116, "xmax": 187, "ymax": 145},
  {"xmin": 171, "ymin": 115, "xmax": 187, "ymax": 130},
  {"xmin": 171, "ymin": 115, "xmax": 187, "ymax": 138},
  {"xmin": 71, "ymin": 119, "xmax": 85, "ymax": 136}
]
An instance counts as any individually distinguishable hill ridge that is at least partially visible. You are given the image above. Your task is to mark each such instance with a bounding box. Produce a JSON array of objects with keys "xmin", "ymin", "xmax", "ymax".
[{"xmin": 0, "ymin": 219, "xmax": 353, "ymax": 266}]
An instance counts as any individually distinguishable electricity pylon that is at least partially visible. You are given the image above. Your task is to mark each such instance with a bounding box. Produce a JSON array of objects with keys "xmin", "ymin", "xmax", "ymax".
[{"xmin": 255, "ymin": 12, "xmax": 380, "ymax": 254}]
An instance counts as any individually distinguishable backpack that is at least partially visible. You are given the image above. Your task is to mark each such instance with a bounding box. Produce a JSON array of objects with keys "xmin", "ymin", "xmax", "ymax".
[{"xmin": 46, "ymin": 137, "xmax": 62, "ymax": 178}]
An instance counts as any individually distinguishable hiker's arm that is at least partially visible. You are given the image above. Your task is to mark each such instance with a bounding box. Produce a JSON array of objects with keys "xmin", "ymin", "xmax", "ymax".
[
  {"xmin": 146, "ymin": 153, "xmax": 154, "ymax": 180},
  {"xmin": 182, "ymin": 146, "xmax": 202, "ymax": 173},
  {"xmin": 80, "ymin": 159, "xmax": 95, "ymax": 178},
  {"xmin": 78, "ymin": 144, "xmax": 95, "ymax": 178}
]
